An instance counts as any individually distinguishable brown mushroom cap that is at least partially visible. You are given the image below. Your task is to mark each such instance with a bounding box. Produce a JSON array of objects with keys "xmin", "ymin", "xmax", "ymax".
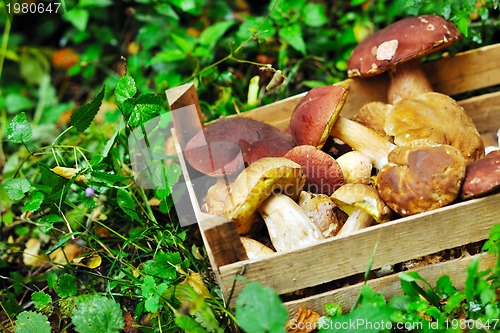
[
  {"xmin": 347, "ymin": 15, "xmax": 461, "ymax": 78},
  {"xmin": 184, "ymin": 117, "xmax": 294, "ymax": 176},
  {"xmin": 351, "ymin": 101, "xmax": 390, "ymax": 138},
  {"xmin": 377, "ymin": 140, "xmax": 466, "ymax": 217},
  {"xmin": 460, "ymin": 150, "xmax": 500, "ymax": 200},
  {"xmin": 284, "ymin": 145, "xmax": 344, "ymax": 195},
  {"xmin": 290, "ymin": 85, "xmax": 348, "ymax": 149},
  {"xmin": 384, "ymin": 92, "xmax": 485, "ymax": 164}
]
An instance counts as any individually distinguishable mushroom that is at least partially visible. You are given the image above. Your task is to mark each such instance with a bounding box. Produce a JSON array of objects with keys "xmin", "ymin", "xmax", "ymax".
[
  {"xmin": 347, "ymin": 15, "xmax": 461, "ymax": 104},
  {"xmin": 377, "ymin": 140, "xmax": 467, "ymax": 216},
  {"xmin": 460, "ymin": 150, "xmax": 500, "ymax": 200},
  {"xmin": 258, "ymin": 193, "xmax": 325, "ymax": 252},
  {"xmin": 224, "ymin": 157, "xmax": 325, "ymax": 252},
  {"xmin": 351, "ymin": 101, "xmax": 391, "ymax": 139},
  {"xmin": 240, "ymin": 237, "xmax": 275, "ymax": 259},
  {"xmin": 289, "ymin": 85, "xmax": 395, "ymax": 170},
  {"xmin": 336, "ymin": 151, "xmax": 373, "ymax": 185},
  {"xmin": 385, "ymin": 92, "xmax": 485, "ymax": 164},
  {"xmin": 297, "ymin": 191, "xmax": 347, "ymax": 238},
  {"xmin": 202, "ymin": 180, "xmax": 232, "ymax": 216},
  {"xmin": 331, "ymin": 183, "xmax": 392, "ymax": 236},
  {"xmin": 284, "ymin": 145, "xmax": 345, "ymax": 195},
  {"xmin": 184, "ymin": 117, "xmax": 294, "ymax": 176}
]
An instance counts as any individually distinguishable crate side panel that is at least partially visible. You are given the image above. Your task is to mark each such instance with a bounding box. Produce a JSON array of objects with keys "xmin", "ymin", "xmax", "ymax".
[
  {"xmin": 424, "ymin": 43, "xmax": 500, "ymax": 96},
  {"xmin": 459, "ymin": 91, "xmax": 500, "ymax": 134},
  {"xmin": 219, "ymin": 193, "xmax": 500, "ymax": 302},
  {"xmin": 285, "ymin": 253, "xmax": 496, "ymax": 315}
]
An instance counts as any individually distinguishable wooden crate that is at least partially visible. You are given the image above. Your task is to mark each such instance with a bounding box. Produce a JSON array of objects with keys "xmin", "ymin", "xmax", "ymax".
[{"xmin": 169, "ymin": 43, "xmax": 500, "ymax": 315}]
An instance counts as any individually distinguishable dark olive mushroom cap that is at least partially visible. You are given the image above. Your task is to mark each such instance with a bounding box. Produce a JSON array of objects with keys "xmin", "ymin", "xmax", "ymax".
[
  {"xmin": 184, "ymin": 117, "xmax": 294, "ymax": 176},
  {"xmin": 284, "ymin": 145, "xmax": 345, "ymax": 195},
  {"xmin": 290, "ymin": 85, "xmax": 348, "ymax": 149},
  {"xmin": 377, "ymin": 140, "xmax": 466, "ymax": 217},
  {"xmin": 347, "ymin": 15, "xmax": 461, "ymax": 78},
  {"xmin": 460, "ymin": 150, "xmax": 500, "ymax": 200}
]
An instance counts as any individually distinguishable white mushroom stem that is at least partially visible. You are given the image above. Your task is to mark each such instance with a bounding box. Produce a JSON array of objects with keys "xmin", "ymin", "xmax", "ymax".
[
  {"xmin": 336, "ymin": 209, "xmax": 374, "ymax": 237},
  {"xmin": 257, "ymin": 194, "xmax": 325, "ymax": 252},
  {"xmin": 387, "ymin": 60, "xmax": 434, "ymax": 104},
  {"xmin": 330, "ymin": 117, "xmax": 396, "ymax": 169}
]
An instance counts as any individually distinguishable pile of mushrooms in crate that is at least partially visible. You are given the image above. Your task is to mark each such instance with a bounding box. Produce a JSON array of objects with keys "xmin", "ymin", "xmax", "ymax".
[{"xmin": 184, "ymin": 15, "xmax": 500, "ymax": 261}]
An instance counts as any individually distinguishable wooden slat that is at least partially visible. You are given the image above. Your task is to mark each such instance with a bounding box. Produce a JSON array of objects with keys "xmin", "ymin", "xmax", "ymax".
[
  {"xmin": 285, "ymin": 253, "xmax": 496, "ymax": 315},
  {"xmin": 459, "ymin": 91, "xmax": 500, "ymax": 134},
  {"xmin": 424, "ymin": 43, "xmax": 500, "ymax": 96},
  {"xmin": 219, "ymin": 192, "xmax": 500, "ymax": 302}
]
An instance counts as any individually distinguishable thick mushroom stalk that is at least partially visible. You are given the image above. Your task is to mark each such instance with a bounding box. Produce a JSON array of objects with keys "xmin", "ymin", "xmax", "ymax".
[
  {"xmin": 257, "ymin": 194, "xmax": 325, "ymax": 252},
  {"xmin": 240, "ymin": 237, "xmax": 275, "ymax": 259},
  {"xmin": 331, "ymin": 183, "xmax": 392, "ymax": 236}
]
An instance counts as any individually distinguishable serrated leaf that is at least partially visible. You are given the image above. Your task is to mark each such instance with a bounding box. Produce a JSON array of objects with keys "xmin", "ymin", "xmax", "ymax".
[
  {"xmin": 23, "ymin": 191, "xmax": 44, "ymax": 212},
  {"xmin": 278, "ymin": 24, "xmax": 306, "ymax": 55},
  {"xmin": 141, "ymin": 251, "xmax": 181, "ymax": 281},
  {"xmin": 302, "ymin": 3, "xmax": 328, "ymax": 27},
  {"xmin": 199, "ymin": 21, "xmax": 235, "ymax": 46},
  {"xmin": 235, "ymin": 282, "xmax": 288, "ymax": 333},
  {"xmin": 55, "ymin": 273, "xmax": 78, "ymax": 298},
  {"xmin": 70, "ymin": 87, "xmax": 105, "ymax": 133},
  {"xmin": 114, "ymin": 75, "xmax": 137, "ymax": 109},
  {"xmin": 7, "ymin": 112, "xmax": 32, "ymax": 143},
  {"xmin": 3, "ymin": 178, "xmax": 31, "ymax": 201},
  {"xmin": 123, "ymin": 93, "xmax": 164, "ymax": 127},
  {"xmin": 32, "ymin": 292, "xmax": 52, "ymax": 311},
  {"xmin": 116, "ymin": 189, "xmax": 140, "ymax": 222},
  {"xmin": 14, "ymin": 311, "xmax": 51, "ymax": 333},
  {"xmin": 72, "ymin": 295, "xmax": 124, "ymax": 333}
]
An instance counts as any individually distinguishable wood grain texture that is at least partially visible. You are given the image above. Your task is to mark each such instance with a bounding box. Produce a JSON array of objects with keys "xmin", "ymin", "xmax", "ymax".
[
  {"xmin": 285, "ymin": 253, "xmax": 497, "ymax": 315},
  {"xmin": 219, "ymin": 192, "xmax": 500, "ymax": 302}
]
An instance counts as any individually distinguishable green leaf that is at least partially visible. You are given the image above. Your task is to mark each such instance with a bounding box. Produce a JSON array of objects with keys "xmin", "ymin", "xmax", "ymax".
[
  {"xmin": 175, "ymin": 315, "xmax": 207, "ymax": 332},
  {"xmin": 6, "ymin": 94, "xmax": 34, "ymax": 114},
  {"xmin": 278, "ymin": 24, "xmax": 306, "ymax": 55},
  {"xmin": 114, "ymin": 75, "xmax": 137, "ymax": 109},
  {"xmin": 14, "ymin": 311, "xmax": 51, "ymax": 333},
  {"xmin": 199, "ymin": 21, "xmax": 235, "ymax": 46},
  {"xmin": 31, "ymin": 292, "xmax": 52, "ymax": 311},
  {"xmin": 23, "ymin": 191, "xmax": 44, "ymax": 212},
  {"xmin": 123, "ymin": 93, "xmax": 163, "ymax": 127},
  {"xmin": 64, "ymin": 8, "xmax": 90, "ymax": 31},
  {"xmin": 116, "ymin": 189, "xmax": 140, "ymax": 222},
  {"xmin": 302, "ymin": 3, "xmax": 328, "ymax": 27},
  {"xmin": 141, "ymin": 276, "xmax": 169, "ymax": 313},
  {"xmin": 72, "ymin": 295, "xmax": 124, "ymax": 333},
  {"xmin": 319, "ymin": 305, "xmax": 400, "ymax": 333},
  {"xmin": 3, "ymin": 178, "xmax": 31, "ymax": 201},
  {"xmin": 91, "ymin": 171, "xmax": 131, "ymax": 186},
  {"xmin": 169, "ymin": 0, "xmax": 198, "ymax": 14},
  {"xmin": 141, "ymin": 251, "xmax": 181, "ymax": 281},
  {"xmin": 7, "ymin": 112, "xmax": 32, "ymax": 143},
  {"xmin": 55, "ymin": 273, "xmax": 78, "ymax": 298},
  {"xmin": 20, "ymin": 49, "xmax": 49, "ymax": 85},
  {"xmin": 70, "ymin": 86, "xmax": 105, "ymax": 133},
  {"xmin": 235, "ymin": 282, "xmax": 288, "ymax": 333}
]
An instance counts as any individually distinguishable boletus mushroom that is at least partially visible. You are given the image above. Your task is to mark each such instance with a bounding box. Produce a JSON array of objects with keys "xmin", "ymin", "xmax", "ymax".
[
  {"xmin": 460, "ymin": 150, "xmax": 500, "ymax": 200},
  {"xmin": 377, "ymin": 140, "xmax": 467, "ymax": 216},
  {"xmin": 298, "ymin": 191, "xmax": 347, "ymax": 238},
  {"xmin": 331, "ymin": 183, "xmax": 392, "ymax": 236},
  {"xmin": 347, "ymin": 15, "xmax": 462, "ymax": 104}
]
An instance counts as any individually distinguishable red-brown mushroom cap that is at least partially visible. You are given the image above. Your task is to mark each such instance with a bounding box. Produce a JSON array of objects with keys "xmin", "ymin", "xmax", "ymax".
[
  {"xmin": 284, "ymin": 145, "xmax": 345, "ymax": 195},
  {"xmin": 184, "ymin": 117, "xmax": 294, "ymax": 176},
  {"xmin": 347, "ymin": 15, "xmax": 461, "ymax": 78},
  {"xmin": 460, "ymin": 150, "xmax": 500, "ymax": 200},
  {"xmin": 290, "ymin": 85, "xmax": 348, "ymax": 149}
]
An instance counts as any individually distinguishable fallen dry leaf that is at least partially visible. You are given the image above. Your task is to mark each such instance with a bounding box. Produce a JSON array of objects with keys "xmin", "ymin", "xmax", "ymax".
[
  {"xmin": 50, "ymin": 166, "xmax": 87, "ymax": 183},
  {"xmin": 286, "ymin": 307, "xmax": 321, "ymax": 333},
  {"xmin": 23, "ymin": 238, "xmax": 43, "ymax": 266},
  {"xmin": 52, "ymin": 47, "xmax": 79, "ymax": 70},
  {"xmin": 49, "ymin": 243, "xmax": 83, "ymax": 265},
  {"xmin": 181, "ymin": 272, "xmax": 210, "ymax": 298},
  {"xmin": 71, "ymin": 252, "xmax": 102, "ymax": 269}
]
